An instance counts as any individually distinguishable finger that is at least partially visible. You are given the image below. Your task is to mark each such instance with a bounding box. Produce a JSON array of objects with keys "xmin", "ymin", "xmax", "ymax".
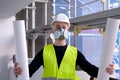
[
  {"xmin": 109, "ymin": 70, "xmax": 114, "ymax": 75},
  {"xmin": 13, "ymin": 67, "xmax": 22, "ymax": 75},
  {"xmin": 14, "ymin": 62, "xmax": 17, "ymax": 67},
  {"xmin": 109, "ymin": 64, "xmax": 114, "ymax": 67},
  {"xmin": 106, "ymin": 66, "xmax": 114, "ymax": 75},
  {"xmin": 17, "ymin": 67, "xmax": 23, "ymax": 72}
]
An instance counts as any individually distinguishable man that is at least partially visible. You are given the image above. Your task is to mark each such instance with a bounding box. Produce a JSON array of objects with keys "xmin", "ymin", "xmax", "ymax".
[{"xmin": 14, "ymin": 13, "xmax": 114, "ymax": 80}]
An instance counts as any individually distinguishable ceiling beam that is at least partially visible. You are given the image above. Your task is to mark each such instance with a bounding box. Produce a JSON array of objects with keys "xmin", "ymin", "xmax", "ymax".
[{"xmin": 70, "ymin": 8, "xmax": 120, "ymax": 29}]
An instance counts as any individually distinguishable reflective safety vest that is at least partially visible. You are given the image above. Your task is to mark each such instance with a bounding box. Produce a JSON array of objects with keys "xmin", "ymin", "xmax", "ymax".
[{"xmin": 42, "ymin": 44, "xmax": 81, "ymax": 80}]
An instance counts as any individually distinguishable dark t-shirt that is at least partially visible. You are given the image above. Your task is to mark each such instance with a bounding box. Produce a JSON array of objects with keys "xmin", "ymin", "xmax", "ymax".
[{"xmin": 29, "ymin": 44, "xmax": 98, "ymax": 77}]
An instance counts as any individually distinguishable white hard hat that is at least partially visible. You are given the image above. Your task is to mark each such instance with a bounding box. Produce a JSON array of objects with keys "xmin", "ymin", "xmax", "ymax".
[{"xmin": 51, "ymin": 13, "xmax": 70, "ymax": 28}]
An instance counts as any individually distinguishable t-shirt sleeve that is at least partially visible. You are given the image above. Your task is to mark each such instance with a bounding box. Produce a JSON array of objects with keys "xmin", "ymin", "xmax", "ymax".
[
  {"xmin": 29, "ymin": 49, "xmax": 43, "ymax": 77},
  {"xmin": 76, "ymin": 50, "xmax": 98, "ymax": 77}
]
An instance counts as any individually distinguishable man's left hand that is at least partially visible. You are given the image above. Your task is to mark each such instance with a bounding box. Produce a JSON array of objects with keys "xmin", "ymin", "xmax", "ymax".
[{"xmin": 106, "ymin": 64, "xmax": 114, "ymax": 75}]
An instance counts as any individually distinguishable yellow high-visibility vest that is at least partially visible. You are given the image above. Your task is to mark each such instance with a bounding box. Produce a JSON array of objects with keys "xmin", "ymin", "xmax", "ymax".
[{"xmin": 42, "ymin": 44, "xmax": 80, "ymax": 80}]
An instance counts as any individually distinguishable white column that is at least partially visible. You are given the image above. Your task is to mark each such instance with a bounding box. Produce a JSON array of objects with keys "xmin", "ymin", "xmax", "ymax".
[
  {"xmin": 13, "ymin": 20, "xmax": 30, "ymax": 80},
  {"xmin": 97, "ymin": 18, "xmax": 120, "ymax": 80}
]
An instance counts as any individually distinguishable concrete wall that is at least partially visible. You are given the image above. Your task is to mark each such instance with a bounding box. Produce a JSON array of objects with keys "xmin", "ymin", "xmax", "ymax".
[{"xmin": 0, "ymin": 17, "xmax": 15, "ymax": 80}]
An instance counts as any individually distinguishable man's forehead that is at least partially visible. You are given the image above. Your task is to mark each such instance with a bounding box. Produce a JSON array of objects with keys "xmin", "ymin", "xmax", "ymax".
[{"xmin": 54, "ymin": 21, "xmax": 68, "ymax": 24}]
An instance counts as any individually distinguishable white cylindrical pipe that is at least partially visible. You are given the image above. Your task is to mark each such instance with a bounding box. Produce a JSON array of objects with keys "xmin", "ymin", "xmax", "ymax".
[
  {"xmin": 97, "ymin": 18, "xmax": 120, "ymax": 80},
  {"xmin": 13, "ymin": 20, "xmax": 30, "ymax": 80},
  {"xmin": 32, "ymin": 1, "xmax": 35, "ymax": 29},
  {"xmin": 53, "ymin": 0, "xmax": 56, "ymax": 16},
  {"xmin": 45, "ymin": 3, "xmax": 47, "ymax": 25},
  {"xmin": 32, "ymin": 39, "xmax": 35, "ymax": 58},
  {"xmin": 107, "ymin": 0, "xmax": 110, "ymax": 10},
  {"xmin": 68, "ymin": 0, "xmax": 70, "ymax": 18},
  {"xmin": 25, "ymin": 8, "xmax": 29, "ymax": 31},
  {"xmin": 68, "ymin": 32, "xmax": 71, "ymax": 45},
  {"xmin": 32, "ymin": 1, "xmax": 36, "ymax": 59},
  {"xmin": 74, "ymin": 0, "xmax": 76, "ymax": 18}
]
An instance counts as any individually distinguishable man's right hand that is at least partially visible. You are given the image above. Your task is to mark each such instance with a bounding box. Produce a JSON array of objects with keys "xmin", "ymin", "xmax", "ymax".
[
  {"xmin": 13, "ymin": 55, "xmax": 23, "ymax": 77},
  {"xmin": 13, "ymin": 62, "xmax": 23, "ymax": 77}
]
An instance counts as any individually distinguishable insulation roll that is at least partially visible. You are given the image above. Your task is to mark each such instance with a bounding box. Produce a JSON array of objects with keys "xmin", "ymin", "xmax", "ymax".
[
  {"xmin": 13, "ymin": 20, "xmax": 29, "ymax": 80},
  {"xmin": 97, "ymin": 18, "xmax": 120, "ymax": 80}
]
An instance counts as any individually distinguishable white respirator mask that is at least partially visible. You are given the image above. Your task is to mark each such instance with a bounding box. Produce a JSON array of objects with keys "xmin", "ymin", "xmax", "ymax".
[{"xmin": 54, "ymin": 27, "xmax": 69, "ymax": 40}]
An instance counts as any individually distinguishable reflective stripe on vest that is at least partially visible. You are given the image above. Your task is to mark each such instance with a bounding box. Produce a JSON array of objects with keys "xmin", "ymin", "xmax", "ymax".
[
  {"xmin": 42, "ymin": 77, "xmax": 73, "ymax": 80},
  {"xmin": 42, "ymin": 44, "xmax": 80, "ymax": 80}
]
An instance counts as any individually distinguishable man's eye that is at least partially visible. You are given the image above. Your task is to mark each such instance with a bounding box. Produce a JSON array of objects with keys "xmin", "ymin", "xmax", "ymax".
[
  {"xmin": 56, "ymin": 25, "xmax": 61, "ymax": 28},
  {"xmin": 62, "ymin": 26, "xmax": 66, "ymax": 29},
  {"xmin": 55, "ymin": 25, "xmax": 66, "ymax": 29}
]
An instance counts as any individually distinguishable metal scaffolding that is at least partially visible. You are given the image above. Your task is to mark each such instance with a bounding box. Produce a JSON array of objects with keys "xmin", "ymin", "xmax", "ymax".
[{"xmin": 25, "ymin": 0, "xmax": 48, "ymax": 58}]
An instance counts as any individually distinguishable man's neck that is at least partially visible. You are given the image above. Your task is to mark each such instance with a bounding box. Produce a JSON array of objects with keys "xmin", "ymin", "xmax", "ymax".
[{"xmin": 54, "ymin": 39, "xmax": 66, "ymax": 46}]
